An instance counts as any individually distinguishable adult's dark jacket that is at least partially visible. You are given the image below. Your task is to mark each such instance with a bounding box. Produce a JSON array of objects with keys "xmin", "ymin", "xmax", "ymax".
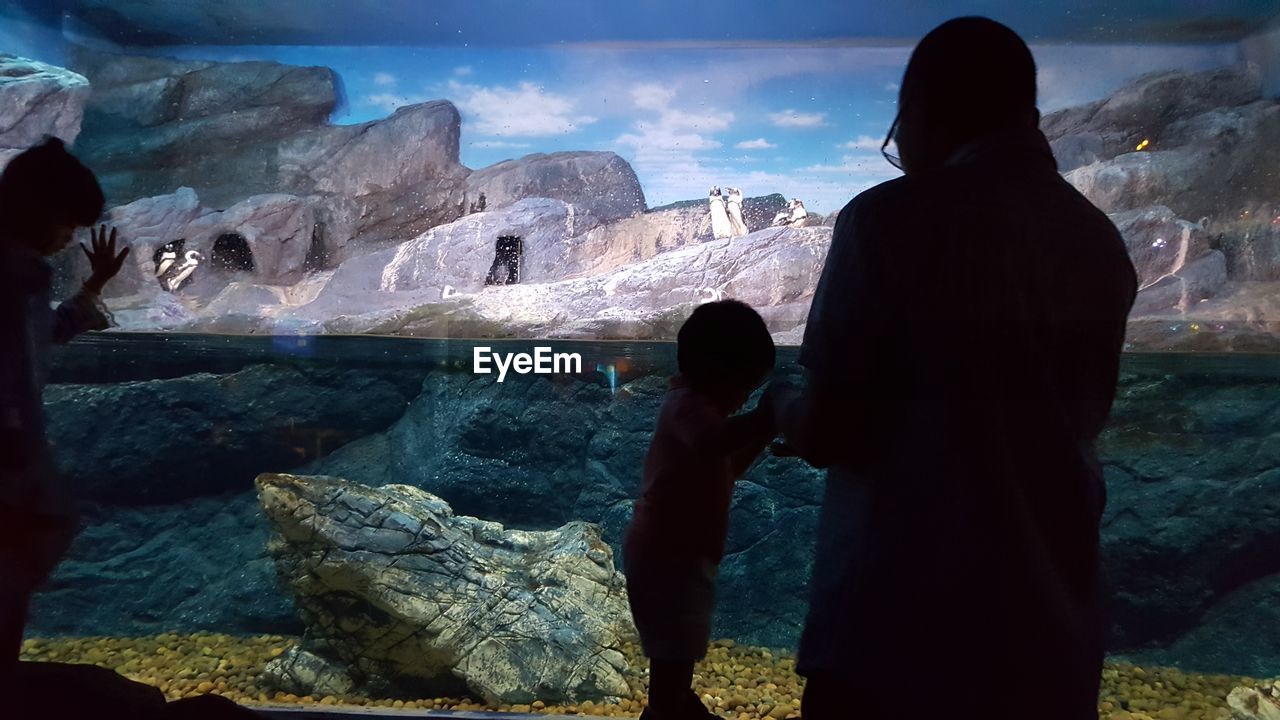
[{"xmin": 797, "ymin": 127, "xmax": 1137, "ymax": 719}]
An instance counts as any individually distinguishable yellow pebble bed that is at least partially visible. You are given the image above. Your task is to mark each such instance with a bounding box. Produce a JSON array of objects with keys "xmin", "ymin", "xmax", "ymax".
[{"xmin": 18, "ymin": 633, "xmax": 1266, "ymax": 719}]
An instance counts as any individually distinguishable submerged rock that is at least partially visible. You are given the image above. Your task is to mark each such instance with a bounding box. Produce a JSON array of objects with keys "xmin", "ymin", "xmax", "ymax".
[
  {"xmin": 260, "ymin": 646, "xmax": 357, "ymax": 698},
  {"xmin": 256, "ymin": 473, "xmax": 635, "ymax": 704},
  {"xmin": 45, "ymin": 364, "xmax": 411, "ymax": 504},
  {"xmin": 1227, "ymin": 681, "xmax": 1280, "ymax": 720}
]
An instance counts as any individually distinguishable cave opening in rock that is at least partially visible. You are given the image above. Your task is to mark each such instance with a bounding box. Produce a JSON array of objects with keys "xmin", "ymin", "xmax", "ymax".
[
  {"xmin": 212, "ymin": 232, "xmax": 255, "ymax": 273},
  {"xmin": 484, "ymin": 235, "xmax": 522, "ymax": 285},
  {"xmin": 304, "ymin": 222, "xmax": 328, "ymax": 272}
]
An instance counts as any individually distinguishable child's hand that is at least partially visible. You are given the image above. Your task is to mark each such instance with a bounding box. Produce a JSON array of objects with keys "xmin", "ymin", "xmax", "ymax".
[
  {"xmin": 761, "ymin": 380, "xmax": 799, "ymax": 420},
  {"xmin": 82, "ymin": 225, "xmax": 130, "ymax": 295}
]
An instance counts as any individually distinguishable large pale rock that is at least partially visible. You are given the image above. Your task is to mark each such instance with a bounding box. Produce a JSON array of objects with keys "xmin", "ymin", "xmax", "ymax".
[
  {"xmin": 105, "ymin": 289, "xmax": 198, "ymax": 331},
  {"xmin": 1228, "ymin": 681, "xmax": 1280, "ymax": 720},
  {"xmin": 302, "ymin": 198, "xmax": 579, "ymax": 322},
  {"xmin": 93, "ymin": 187, "xmax": 208, "ymax": 298},
  {"xmin": 0, "ymin": 54, "xmax": 89, "ymax": 157},
  {"xmin": 566, "ymin": 194, "xmax": 790, "ymax": 278},
  {"xmin": 186, "ymin": 194, "xmax": 318, "ymax": 284},
  {"xmin": 81, "ymin": 189, "xmax": 327, "ymax": 300},
  {"xmin": 465, "ymin": 151, "xmax": 645, "ymax": 229},
  {"xmin": 1109, "ymin": 205, "xmax": 1211, "ymax": 288},
  {"xmin": 201, "ymin": 282, "xmax": 288, "ymax": 316},
  {"xmin": 297, "ymin": 225, "xmax": 830, "ymax": 339},
  {"xmin": 281, "ymin": 101, "xmax": 461, "ymax": 198},
  {"xmin": 464, "ymin": 226, "xmax": 828, "ymax": 338},
  {"xmin": 256, "ymin": 473, "xmax": 634, "ymax": 704}
]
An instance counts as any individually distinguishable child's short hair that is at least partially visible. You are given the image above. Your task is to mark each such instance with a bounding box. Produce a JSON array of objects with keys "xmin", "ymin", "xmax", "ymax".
[
  {"xmin": 677, "ymin": 299, "xmax": 776, "ymax": 393},
  {"xmin": 0, "ymin": 137, "xmax": 104, "ymax": 237}
]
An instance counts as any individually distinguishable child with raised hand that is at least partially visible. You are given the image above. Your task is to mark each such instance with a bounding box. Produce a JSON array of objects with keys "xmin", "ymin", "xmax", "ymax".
[
  {"xmin": 624, "ymin": 299, "xmax": 782, "ymax": 720},
  {"xmin": 0, "ymin": 137, "xmax": 128, "ymax": 689}
]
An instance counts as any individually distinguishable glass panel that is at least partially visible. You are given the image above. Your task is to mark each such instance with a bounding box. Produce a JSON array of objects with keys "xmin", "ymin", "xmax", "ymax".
[{"xmin": 0, "ymin": 2, "xmax": 1277, "ymax": 718}]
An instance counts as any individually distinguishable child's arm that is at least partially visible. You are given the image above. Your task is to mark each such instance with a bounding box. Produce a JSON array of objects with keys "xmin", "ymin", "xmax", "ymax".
[
  {"xmin": 0, "ymin": 288, "xmax": 40, "ymax": 471},
  {"xmin": 724, "ymin": 403, "xmax": 777, "ymax": 477},
  {"xmin": 51, "ymin": 287, "xmax": 110, "ymax": 344}
]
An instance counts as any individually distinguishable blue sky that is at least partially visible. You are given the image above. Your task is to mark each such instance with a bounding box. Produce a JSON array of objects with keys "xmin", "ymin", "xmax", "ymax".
[
  {"xmin": 2, "ymin": 20, "xmax": 1240, "ymax": 214},
  {"xmin": 155, "ymin": 42, "xmax": 1236, "ymax": 214}
]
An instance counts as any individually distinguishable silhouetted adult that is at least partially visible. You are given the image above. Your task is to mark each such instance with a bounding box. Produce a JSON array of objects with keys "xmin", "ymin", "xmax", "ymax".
[
  {"xmin": 772, "ymin": 18, "xmax": 1137, "ymax": 720},
  {"xmin": 0, "ymin": 138, "xmax": 127, "ymax": 692}
]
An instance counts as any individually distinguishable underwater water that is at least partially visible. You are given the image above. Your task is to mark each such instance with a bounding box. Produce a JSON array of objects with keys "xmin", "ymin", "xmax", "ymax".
[
  {"xmin": 1, "ymin": 1, "xmax": 1279, "ymax": 718},
  {"xmin": 10, "ymin": 333, "xmax": 1280, "ymax": 718}
]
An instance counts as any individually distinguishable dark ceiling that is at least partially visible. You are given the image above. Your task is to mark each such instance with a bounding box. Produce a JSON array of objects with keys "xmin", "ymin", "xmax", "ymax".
[{"xmin": 3, "ymin": 0, "xmax": 1279, "ymax": 47}]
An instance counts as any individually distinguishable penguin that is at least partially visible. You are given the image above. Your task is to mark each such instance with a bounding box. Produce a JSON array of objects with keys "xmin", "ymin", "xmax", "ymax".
[
  {"xmin": 725, "ymin": 187, "xmax": 748, "ymax": 237},
  {"xmin": 708, "ymin": 186, "xmax": 732, "ymax": 239},
  {"xmin": 788, "ymin": 199, "xmax": 809, "ymax": 227},
  {"xmin": 152, "ymin": 239, "xmax": 185, "ymax": 285},
  {"xmin": 161, "ymin": 250, "xmax": 204, "ymax": 292}
]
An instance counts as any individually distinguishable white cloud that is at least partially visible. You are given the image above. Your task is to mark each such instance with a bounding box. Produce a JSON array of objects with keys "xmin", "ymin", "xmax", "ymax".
[
  {"xmin": 469, "ymin": 140, "xmax": 532, "ymax": 149},
  {"xmin": 449, "ymin": 80, "xmax": 597, "ymax": 137},
  {"xmin": 841, "ymin": 135, "xmax": 882, "ymax": 151},
  {"xmin": 736, "ymin": 138, "xmax": 776, "ymax": 150},
  {"xmin": 798, "ymin": 152, "xmax": 898, "ymax": 177},
  {"xmin": 631, "ymin": 83, "xmax": 677, "ymax": 111},
  {"xmin": 373, "ymin": 72, "xmax": 396, "ymax": 87},
  {"xmin": 615, "ymin": 82, "xmax": 734, "ymax": 164},
  {"xmin": 768, "ymin": 109, "xmax": 827, "ymax": 128},
  {"xmin": 885, "ymin": 81, "xmax": 900, "ymax": 92},
  {"xmin": 454, "ymin": 65, "xmax": 474, "ymax": 76},
  {"xmin": 360, "ymin": 92, "xmax": 426, "ymax": 113}
]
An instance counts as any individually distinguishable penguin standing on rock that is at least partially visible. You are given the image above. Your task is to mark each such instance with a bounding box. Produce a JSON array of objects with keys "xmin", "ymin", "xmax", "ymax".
[
  {"xmin": 153, "ymin": 239, "xmax": 203, "ymax": 292},
  {"xmin": 708, "ymin": 186, "xmax": 732, "ymax": 239},
  {"xmin": 725, "ymin": 187, "xmax": 748, "ymax": 236}
]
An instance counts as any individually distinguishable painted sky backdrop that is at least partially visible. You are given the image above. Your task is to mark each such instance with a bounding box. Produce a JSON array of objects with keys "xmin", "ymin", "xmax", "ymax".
[
  {"xmin": 0, "ymin": 9, "xmax": 1245, "ymax": 213},
  {"xmin": 148, "ymin": 42, "xmax": 1237, "ymax": 213}
]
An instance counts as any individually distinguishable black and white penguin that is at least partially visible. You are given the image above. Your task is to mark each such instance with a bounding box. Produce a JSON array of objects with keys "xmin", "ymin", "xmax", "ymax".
[
  {"xmin": 154, "ymin": 240, "xmax": 203, "ymax": 292},
  {"xmin": 708, "ymin": 186, "xmax": 732, "ymax": 239},
  {"xmin": 789, "ymin": 198, "xmax": 809, "ymax": 227}
]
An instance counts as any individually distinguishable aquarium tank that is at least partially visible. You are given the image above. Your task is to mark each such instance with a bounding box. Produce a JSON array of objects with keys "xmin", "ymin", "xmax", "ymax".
[{"xmin": 2, "ymin": 0, "xmax": 1280, "ymax": 718}]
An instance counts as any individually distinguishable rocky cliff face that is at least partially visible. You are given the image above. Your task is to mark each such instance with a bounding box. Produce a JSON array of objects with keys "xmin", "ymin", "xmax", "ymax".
[
  {"xmin": 464, "ymin": 151, "xmax": 646, "ymax": 230},
  {"xmin": 286, "ymin": 224, "xmax": 829, "ymax": 340},
  {"xmin": 0, "ymin": 53, "xmax": 90, "ymax": 168},
  {"xmin": 256, "ymin": 473, "xmax": 635, "ymax": 704},
  {"xmin": 64, "ymin": 48, "xmax": 646, "ymax": 277},
  {"xmin": 1043, "ymin": 64, "xmax": 1280, "ymax": 349}
]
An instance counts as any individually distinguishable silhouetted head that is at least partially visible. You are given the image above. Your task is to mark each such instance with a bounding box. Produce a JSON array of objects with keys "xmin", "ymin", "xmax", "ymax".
[
  {"xmin": 677, "ymin": 299, "xmax": 776, "ymax": 411},
  {"xmin": 890, "ymin": 17, "xmax": 1039, "ymax": 175},
  {"xmin": 0, "ymin": 137, "xmax": 104, "ymax": 255}
]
